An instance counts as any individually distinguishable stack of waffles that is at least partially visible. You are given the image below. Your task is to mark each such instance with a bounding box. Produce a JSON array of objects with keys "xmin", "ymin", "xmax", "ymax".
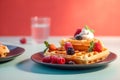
[{"xmin": 44, "ymin": 26, "xmax": 110, "ymax": 64}]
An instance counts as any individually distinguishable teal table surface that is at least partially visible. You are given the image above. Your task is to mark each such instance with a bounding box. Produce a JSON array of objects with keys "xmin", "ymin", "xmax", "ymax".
[{"xmin": 0, "ymin": 36, "xmax": 120, "ymax": 80}]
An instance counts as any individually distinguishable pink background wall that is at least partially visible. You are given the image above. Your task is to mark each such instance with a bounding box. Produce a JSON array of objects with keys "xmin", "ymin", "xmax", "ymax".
[{"xmin": 0, "ymin": 0, "xmax": 120, "ymax": 36}]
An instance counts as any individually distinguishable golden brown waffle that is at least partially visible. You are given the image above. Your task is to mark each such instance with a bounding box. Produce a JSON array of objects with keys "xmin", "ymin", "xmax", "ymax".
[
  {"xmin": 0, "ymin": 45, "xmax": 10, "ymax": 57},
  {"xmin": 44, "ymin": 47, "xmax": 110, "ymax": 64},
  {"xmin": 60, "ymin": 38, "xmax": 102, "ymax": 51}
]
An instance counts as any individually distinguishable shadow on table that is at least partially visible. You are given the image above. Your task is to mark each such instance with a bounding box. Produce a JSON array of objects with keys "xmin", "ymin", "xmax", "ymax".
[{"xmin": 16, "ymin": 59, "xmax": 107, "ymax": 75}]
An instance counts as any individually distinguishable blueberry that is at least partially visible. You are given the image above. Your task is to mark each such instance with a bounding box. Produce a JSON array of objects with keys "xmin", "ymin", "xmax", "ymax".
[
  {"xmin": 67, "ymin": 47, "xmax": 75, "ymax": 55},
  {"xmin": 75, "ymin": 35, "xmax": 82, "ymax": 40}
]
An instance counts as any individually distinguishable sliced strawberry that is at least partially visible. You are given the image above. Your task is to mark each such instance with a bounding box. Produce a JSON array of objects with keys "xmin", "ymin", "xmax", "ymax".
[
  {"xmin": 64, "ymin": 42, "xmax": 73, "ymax": 50},
  {"xmin": 57, "ymin": 57, "xmax": 65, "ymax": 64},
  {"xmin": 74, "ymin": 28, "xmax": 82, "ymax": 37},
  {"xmin": 93, "ymin": 42, "xmax": 102, "ymax": 52}
]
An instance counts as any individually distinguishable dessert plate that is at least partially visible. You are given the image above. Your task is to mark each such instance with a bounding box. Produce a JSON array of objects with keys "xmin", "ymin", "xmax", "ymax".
[
  {"xmin": 0, "ymin": 45, "xmax": 25, "ymax": 62},
  {"xmin": 31, "ymin": 52, "xmax": 117, "ymax": 69}
]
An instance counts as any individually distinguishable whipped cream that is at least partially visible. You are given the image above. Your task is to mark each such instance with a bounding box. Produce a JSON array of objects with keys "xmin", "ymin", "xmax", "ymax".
[{"xmin": 76, "ymin": 27, "xmax": 94, "ymax": 39}]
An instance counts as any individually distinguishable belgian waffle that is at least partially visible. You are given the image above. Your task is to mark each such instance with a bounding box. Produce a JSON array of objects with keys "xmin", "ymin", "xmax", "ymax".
[
  {"xmin": 60, "ymin": 38, "xmax": 103, "ymax": 51},
  {"xmin": 44, "ymin": 47, "xmax": 110, "ymax": 64},
  {"xmin": 0, "ymin": 45, "xmax": 10, "ymax": 57}
]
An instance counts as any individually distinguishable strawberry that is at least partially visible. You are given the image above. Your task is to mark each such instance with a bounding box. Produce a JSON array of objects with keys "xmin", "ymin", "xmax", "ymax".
[
  {"xmin": 74, "ymin": 28, "xmax": 82, "ymax": 37},
  {"xmin": 93, "ymin": 42, "xmax": 102, "ymax": 52},
  {"xmin": 49, "ymin": 44, "xmax": 57, "ymax": 51},
  {"xmin": 57, "ymin": 57, "xmax": 65, "ymax": 64},
  {"xmin": 64, "ymin": 42, "xmax": 73, "ymax": 50}
]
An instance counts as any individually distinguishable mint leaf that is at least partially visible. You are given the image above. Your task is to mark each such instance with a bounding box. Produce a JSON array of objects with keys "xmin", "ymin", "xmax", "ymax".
[
  {"xmin": 88, "ymin": 41, "xmax": 94, "ymax": 52},
  {"xmin": 44, "ymin": 41, "xmax": 49, "ymax": 47},
  {"xmin": 85, "ymin": 25, "xmax": 94, "ymax": 33},
  {"xmin": 44, "ymin": 47, "xmax": 48, "ymax": 53},
  {"xmin": 44, "ymin": 41, "xmax": 49, "ymax": 53}
]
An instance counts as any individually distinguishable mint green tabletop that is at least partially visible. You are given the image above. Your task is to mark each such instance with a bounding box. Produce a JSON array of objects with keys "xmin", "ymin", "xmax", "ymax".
[{"xmin": 0, "ymin": 36, "xmax": 120, "ymax": 80}]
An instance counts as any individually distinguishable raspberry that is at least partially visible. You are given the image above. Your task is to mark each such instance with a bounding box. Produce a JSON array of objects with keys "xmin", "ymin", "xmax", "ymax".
[
  {"xmin": 93, "ymin": 42, "xmax": 102, "ymax": 52},
  {"xmin": 20, "ymin": 37, "xmax": 27, "ymax": 44},
  {"xmin": 67, "ymin": 47, "xmax": 75, "ymax": 55},
  {"xmin": 50, "ymin": 55, "xmax": 58, "ymax": 64},
  {"xmin": 42, "ymin": 56, "xmax": 51, "ymax": 63},
  {"xmin": 57, "ymin": 57, "xmax": 65, "ymax": 64},
  {"xmin": 74, "ymin": 28, "xmax": 82, "ymax": 37},
  {"xmin": 64, "ymin": 42, "xmax": 73, "ymax": 50}
]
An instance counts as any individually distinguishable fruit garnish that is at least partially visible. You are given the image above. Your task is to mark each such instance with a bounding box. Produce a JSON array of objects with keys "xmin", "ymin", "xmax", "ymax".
[
  {"xmin": 74, "ymin": 28, "xmax": 82, "ymax": 37},
  {"xmin": 88, "ymin": 41, "xmax": 103, "ymax": 52},
  {"xmin": 42, "ymin": 55, "xmax": 65, "ymax": 64},
  {"xmin": 57, "ymin": 57, "xmax": 66, "ymax": 64},
  {"xmin": 49, "ymin": 44, "xmax": 57, "ymax": 51},
  {"xmin": 93, "ymin": 41, "xmax": 103, "ymax": 52},
  {"xmin": 50, "ymin": 55, "xmax": 58, "ymax": 64},
  {"xmin": 75, "ymin": 35, "xmax": 82, "ymax": 40},
  {"xmin": 64, "ymin": 42, "xmax": 73, "ymax": 50},
  {"xmin": 67, "ymin": 47, "xmax": 75, "ymax": 55},
  {"xmin": 44, "ymin": 41, "xmax": 56, "ymax": 52},
  {"xmin": 42, "ymin": 56, "xmax": 51, "ymax": 63},
  {"xmin": 85, "ymin": 25, "xmax": 94, "ymax": 33},
  {"xmin": 20, "ymin": 37, "xmax": 27, "ymax": 44}
]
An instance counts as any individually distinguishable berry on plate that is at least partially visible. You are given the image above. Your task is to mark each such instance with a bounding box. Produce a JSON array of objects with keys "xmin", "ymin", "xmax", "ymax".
[
  {"xmin": 57, "ymin": 57, "xmax": 66, "ymax": 64},
  {"xmin": 74, "ymin": 28, "xmax": 82, "ymax": 37},
  {"xmin": 64, "ymin": 42, "xmax": 73, "ymax": 50},
  {"xmin": 67, "ymin": 47, "xmax": 75, "ymax": 55},
  {"xmin": 93, "ymin": 41, "xmax": 103, "ymax": 52},
  {"xmin": 42, "ymin": 56, "xmax": 51, "ymax": 63},
  {"xmin": 20, "ymin": 37, "xmax": 27, "ymax": 44}
]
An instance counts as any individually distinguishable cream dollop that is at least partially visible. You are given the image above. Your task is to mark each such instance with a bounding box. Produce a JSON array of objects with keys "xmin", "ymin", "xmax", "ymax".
[{"xmin": 76, "ymin": 27, "xmax": 94, "ymax": 39}]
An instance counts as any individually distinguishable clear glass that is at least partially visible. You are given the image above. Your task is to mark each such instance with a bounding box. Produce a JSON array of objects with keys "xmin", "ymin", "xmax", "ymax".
[{"xmin": 31, "ymin": 16, "xmax": 50, "ymax": 43}]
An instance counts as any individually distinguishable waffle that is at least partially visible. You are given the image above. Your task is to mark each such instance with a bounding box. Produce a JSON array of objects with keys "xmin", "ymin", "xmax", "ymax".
[
  {"xmin": 44, "ymin": 47, "xmax": 110, "ymax": 64},
  {"xmin": 60, "ymin": 38, "xmax": 102, "ymax": 51},
  {"xmin": 0, "ymin": 45, "xmax": 10, "ymax": 57}
]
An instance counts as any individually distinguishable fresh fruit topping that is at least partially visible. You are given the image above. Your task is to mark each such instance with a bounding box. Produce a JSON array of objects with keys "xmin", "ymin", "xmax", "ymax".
[
  {"xmin": 67, "ymin": 61, "xmax": 76, "ymax": 64},
  {"xmin": 20, "ymin": 37, "xmax": 27, "ymax": 44},
  {"xmin": 57, "ymin": 57, "xmax": 66, "ymax": 64},
  {"xmin": 84, "ymin": 25, "xmax": 94, "ymax": 33},
  {"xmin": 67, "ymin": 47, "xmax": 75, "ymax": 55},
  {"xmin": 88, "ymin": 41, "xmax": 103, "ymax": 52},
  {"xmin": 49, "ymin": 44, "xmax": 57, "ymax": 51},
  {"xmin": 50, "ymin": 55, "xmax": 58, "ymax": 64},
  {"xmin": 93, "ymin": 41, "xmax": 102, "ymax": 52},
  {"xmin": 75, "ymin": 35, "xmax": 82, "ymax": 40},
  {"xmin": 64, "ymin": 42, "xmax": 73, "ymax": 50},
  {"xmin": 42, "ymin": 56, "xmax": 51, "ymax": 63},
  {"xmin": 42, "ymin": 55, "xmax": 66, "ymax": 64},
  {"xmin": 44, "ymin": 41, "xmax": 56, "ymax": 52},
  {"xmin": 74, "ymin": 28, "xmax": 82, "ymax": 37}
]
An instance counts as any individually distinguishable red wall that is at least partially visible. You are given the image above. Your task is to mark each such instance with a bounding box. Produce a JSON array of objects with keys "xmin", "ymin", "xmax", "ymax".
[{"xmin": 0, "ymin": 0, "xmax": 120, "ymax": 36}]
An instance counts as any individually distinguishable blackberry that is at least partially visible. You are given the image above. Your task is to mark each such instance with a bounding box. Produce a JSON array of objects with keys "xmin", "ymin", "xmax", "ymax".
[
  {"xmin": 67, "ymin": 47, "xmax": 75, "ymax": 55},
  {"xmin": 75, "ymin": 35, "xmax": 82, "ymax": 40}
]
